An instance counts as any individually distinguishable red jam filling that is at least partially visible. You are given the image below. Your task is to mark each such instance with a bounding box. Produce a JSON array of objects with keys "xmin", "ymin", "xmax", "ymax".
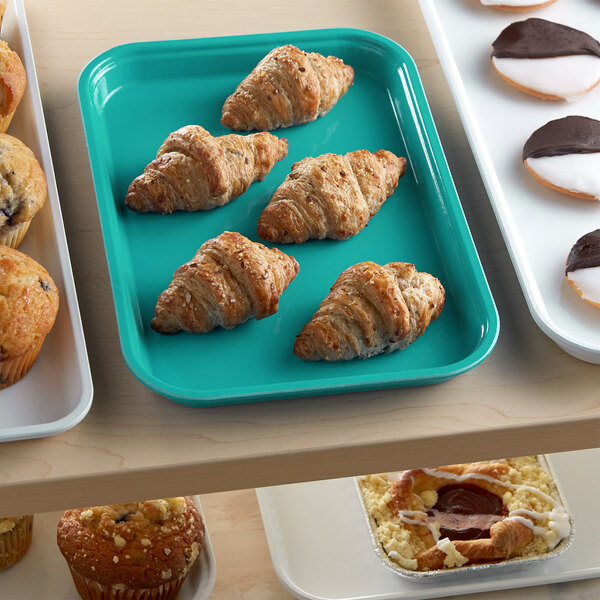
[{"xmin": 426, "ymin": 484, "xmax": 507, "ymax": 541}]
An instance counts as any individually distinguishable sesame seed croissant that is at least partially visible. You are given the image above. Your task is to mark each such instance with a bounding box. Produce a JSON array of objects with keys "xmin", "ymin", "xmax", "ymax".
[
  {"xmin": 257, "ymin": 150, "xmax": 406, "ymax": 243},
  {"xmin": 221, "ymin": 45, "xmax": 354, "ymax": 131},
  {"xmin": 125, "ymin": 125, "xmax": 288, "ymax": 213},
  {"xmin": 152, "ymin": 231, "xmax": 299, "ymax": 334},
  {"xmin": 294, "ymin": 261, "xmax": 444, "ymax": 361}
]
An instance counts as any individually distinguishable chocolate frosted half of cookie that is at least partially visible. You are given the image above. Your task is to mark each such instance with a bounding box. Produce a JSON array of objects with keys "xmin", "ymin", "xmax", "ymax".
[
  {"xmin": 565, "ymin": 230, "xmax": 600, "ymax": 310},
  {"xmin": 491, "ymin": 19, "xmax": 600, "ymax": 101},
  {"xmin": 522, "ymin": 116, "xmax": 600, "ymax": 200}
]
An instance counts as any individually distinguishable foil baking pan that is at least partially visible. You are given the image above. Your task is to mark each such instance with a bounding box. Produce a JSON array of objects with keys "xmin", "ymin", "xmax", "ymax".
[{"xmin": 355, "ymin": 455, "xmax": 575, "ymax": 579}]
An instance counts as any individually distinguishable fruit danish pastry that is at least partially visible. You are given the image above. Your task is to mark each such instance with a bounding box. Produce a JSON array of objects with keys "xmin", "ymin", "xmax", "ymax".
[
  {"xmin": 359, "ymin": 456, "xmax": 572, "ymax": 572},
  {"xmin": 152, "ymin": 231, "xmax": 299, "ymax": 334},
  {"xmin": 125, "ymin": 125, "xmax": 288, "ymax": 213},
  {"xmin": 221, "ymin": 45, "xmax": 354, "ymax": 131}
]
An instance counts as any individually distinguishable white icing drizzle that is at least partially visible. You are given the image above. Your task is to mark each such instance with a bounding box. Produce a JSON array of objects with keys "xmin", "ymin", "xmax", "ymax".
[
  {"xmin": 436, "ymin": 537, "xmax": 469, "ymax": 568},
  {"xmin": 397, "ymin": 509, "xmax": 441, "ymax": 541},
  {"xmin": 567, "ymin": 266, "xmax": 600, "ymax": 304},
  {"xmin": 421, "ymin": 467, "xmax": 560, "ymax": 507},
  {"xmin": 505, "ymin": 515, "xmax": 547, "ymax": 536},
  {"xmin": 492, "ymin": 55, "xmax": 600, "ymax": 102},
  {"xmin": 526, "ymin": 153, "xmax": 600, "ymax": 200}
]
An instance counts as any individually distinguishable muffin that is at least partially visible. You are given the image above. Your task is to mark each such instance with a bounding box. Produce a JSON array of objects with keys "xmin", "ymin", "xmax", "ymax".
[
  {"xmin": 0, "ymin": 133, "xmax": 47, "ymax": 248},
  {"xmin": 57, "ymin": 498, "xmax": 205, "ymax": 600},
  {"xmin": 0, "ymin": 246, "xmax": 59, "ymax": 388},
  {"xmin": 0, "ymin": 39, "xmax": 26, "ymax": 133},
  {"xmin": 0, "ymin": 515, "xmax": 34, "ymax": 571}
]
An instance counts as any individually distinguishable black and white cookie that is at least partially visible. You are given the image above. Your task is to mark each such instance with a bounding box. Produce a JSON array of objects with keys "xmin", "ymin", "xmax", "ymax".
[
  {"xmin": 492, "ymin": 19, "xmax": 600, "ymax": 102},
  {"xmin": 566, "ymin": 230, "xmax": 600, "ymax": 310},
  {"xmin": 523, "ymin": 116, "xmax": 600, "ymax": 201}
]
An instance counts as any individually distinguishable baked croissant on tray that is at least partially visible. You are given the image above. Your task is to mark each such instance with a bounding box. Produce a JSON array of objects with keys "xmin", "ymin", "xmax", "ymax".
[
  {"xmin": 294, "ymin": 261, "xmax": 444, "ymax": 361},
  {"xmin": 257, "ymin": 150, "xmax": 406, "ymax": 243},
  {"xmin": 221, "ymin": 45, "xmax": 354, "ymax": 131},
  {"xmin": 125, "ymin": 125, "xmax": 288, "ymax": 213},
  {"xmin": 152, "ymin": 231, "xmax": 299, "ymax": 334}
]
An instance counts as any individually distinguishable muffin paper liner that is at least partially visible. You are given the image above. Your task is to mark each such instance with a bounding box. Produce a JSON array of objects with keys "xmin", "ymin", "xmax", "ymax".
[
  {"xmin": 68, "ymin": 568, "xmax": 187, "ymax": 600},
  {"xmin": 0, "ymin": 338, "xmax": 44, "ymax": 389},
  {"xmin": 0, "ymin": 219, "xmax": 31, "ymax": 248},
  {"xmin": 0, "ymin": 514, "xmax": 33, "ymax": 571}
]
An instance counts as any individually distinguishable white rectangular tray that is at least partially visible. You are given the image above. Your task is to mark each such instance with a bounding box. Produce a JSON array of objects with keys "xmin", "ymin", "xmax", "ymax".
[
  {"xmin": 0, "ymin": 496, "xmax": 216, "ymax": 599},
  {"xmin": 0, "ymin": 0, "xmax": 92, "ymax": 441},
  {"xmin": 256, "ymin": 449, "xmax": 600, "ymax": 600},
  {"xmin": 417, "ymin": 0, "xmax": 600, "ymax": 363}
]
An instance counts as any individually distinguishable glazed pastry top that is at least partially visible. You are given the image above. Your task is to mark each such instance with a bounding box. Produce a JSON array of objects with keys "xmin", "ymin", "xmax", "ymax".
[
  {"xmin": 0, "ymin": 246, "xmax": 58, "ymax": 361},
  {"xmin": 523, "ymin": 116, "xmax": 600, "ymax": 159},
  {"xmin": 492, "ymin": 18, "xmax": 600, "ymax": 59},
  {"xmin": 57, "ymin": 497, "xmax": 205, "ymax": 588}
]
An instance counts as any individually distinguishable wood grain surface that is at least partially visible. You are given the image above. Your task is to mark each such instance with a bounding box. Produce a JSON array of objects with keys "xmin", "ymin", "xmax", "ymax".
[{"xmin": 0, "ymin": 0, "xmax": 598, "ymax": 517}]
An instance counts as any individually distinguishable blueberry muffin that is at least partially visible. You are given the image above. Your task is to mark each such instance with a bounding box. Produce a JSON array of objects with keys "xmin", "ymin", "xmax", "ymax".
[
  {"xmin": 57, "ymin": 498, "xmax": 205, "ymax": 600},
  {"xmin": 0, "ymin": 246, "xmax": 58, "ymax": 388},
  {"xmin": 0, "ymin": 133, "xmax": 47, "ymax": 248}
]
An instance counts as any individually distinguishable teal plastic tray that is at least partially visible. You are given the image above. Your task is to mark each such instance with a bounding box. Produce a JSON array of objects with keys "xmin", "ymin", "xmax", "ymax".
[{"xmin": 78, "ymin": 28, "xmax": 498, "ymax": 406}]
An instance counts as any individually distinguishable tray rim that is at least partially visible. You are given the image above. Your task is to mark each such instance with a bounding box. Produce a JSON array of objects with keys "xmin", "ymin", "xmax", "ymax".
[
  {"xmin": 0, "ymin": 0, "xmax": 93, "ymax": 442},
  {"xmin": 77, "ymin": 27, "xmax": 499, "ymax": 405},
  {"xmin": 417, "ymin": 0, "xmax": 600, "ymax": 363}
]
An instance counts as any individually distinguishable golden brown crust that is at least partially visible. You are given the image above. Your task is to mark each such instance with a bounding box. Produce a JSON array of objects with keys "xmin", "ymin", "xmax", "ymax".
[
  {"xmin": 257, "ymin": 150, "xmax": 406, "ymax": 243},
  {"xmin": 221, "ymin": 45, "xmax": 354, "ymax": 131},
  {"xmin": 388, "ymin": 463, "xmax": 533, "ymax": 570},
  {"xmin": 0, "ymin": 246, "xmax": 58, "ymax": 361},
  {"xmin": 152, "ymin": 231, "xmax": 299, "ymax": 333},
  {"xmin": 124, "ymin": 125, "xmax": 288, "ymax": 213},
  {"xmin": 0, "ymin": 40, "xmax": 26, "ymax": 125},
  {"xmin": 57, "ymin": 498, "xmax": 204, "ymax": 589},
  {"xmin": 293, "ymin": 261, "xmax": 444, "ymax": 361},
  {"xmin": 0, "ymin": 134, "xmax": 47, "ymax": 235}
]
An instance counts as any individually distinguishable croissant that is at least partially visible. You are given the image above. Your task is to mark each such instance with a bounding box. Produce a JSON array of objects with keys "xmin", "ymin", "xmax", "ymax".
[
  {"xmin": 387, "ymin": 463, "xmax": 534, "ymax": 570},
  {"xmin": 152, "ymin": 231, "xmax": 299, "ymax": 334},
  {"xmin": 125, "ymin": 125, "xmax": 288, "ymax": 213},
  {"xmin": 257, "ymin": 150, "xmax": 406, "ymax": 244},
  {"xmin": 294, "ymin": 261, "xmax": 444, "ymax": 361},
  {"xmin": 221, "ymin": 45, "xmax": 354, "ymax": 131}
]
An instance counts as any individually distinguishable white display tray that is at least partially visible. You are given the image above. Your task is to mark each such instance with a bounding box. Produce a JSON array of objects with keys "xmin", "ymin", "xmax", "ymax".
[
  {"xmin": 417, "ymin": 0, "xmax": 600, "ymax": 363},
  {"xmin": 0, "ymin": 497, "xmax": 216, "ymax": 600},
  {"xmin": 0, "ymin": 0, "xmax": 92, "ymax": 441},
  {"xmin": 257, "ymin": 449, "xmax": 600, "ymax": 600}
]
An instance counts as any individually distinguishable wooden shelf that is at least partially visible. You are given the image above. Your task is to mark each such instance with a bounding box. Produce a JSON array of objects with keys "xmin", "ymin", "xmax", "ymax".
[{"xmin": 1, "ymin": 0, "xmax": 599, "ymax": 516}]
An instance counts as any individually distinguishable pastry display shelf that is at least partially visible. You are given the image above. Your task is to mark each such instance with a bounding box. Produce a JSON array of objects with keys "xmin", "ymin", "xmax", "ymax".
[{"xmin": 1, "ymin": 0, "xmax": 599, "ymax": 518}]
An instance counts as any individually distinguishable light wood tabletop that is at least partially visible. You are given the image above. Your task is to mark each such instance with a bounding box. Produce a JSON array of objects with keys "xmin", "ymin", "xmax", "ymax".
[{"xmin": 1, "ymin": 0, "xmax": 599, "ymax": 518}]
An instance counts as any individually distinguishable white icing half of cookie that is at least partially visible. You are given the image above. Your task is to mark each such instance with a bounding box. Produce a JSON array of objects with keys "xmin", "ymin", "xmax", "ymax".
[
  {"xmin": 567, "ymin": 266, "xmax": 600, "ymax": 303},
  {"xmin": 525, "ymin": 153, "xmax": 600, "ymax": 199},
  {"xmin": 493, "ymin": 55, "xmax": 600, "ymax": 102},
  {"xmin": 481, "ymin": 0, "xmax": 549, "ymax": 5}
]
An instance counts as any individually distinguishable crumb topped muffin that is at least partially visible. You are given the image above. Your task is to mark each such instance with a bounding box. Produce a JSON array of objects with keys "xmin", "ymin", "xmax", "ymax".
[
  {"xmin": 0, "ymin": 245, "xmax": 58, "ymax": 388},
  {"xmin": 0, "ymin": 133, "xmax": 47, "ymax": 248},
  {"xmin": 0, "ymin": 514, "xmax": 34, "ymax": 570},
  {"xmin": 57, "ymin": 497, "xmax": 205, "ymax": 600}
]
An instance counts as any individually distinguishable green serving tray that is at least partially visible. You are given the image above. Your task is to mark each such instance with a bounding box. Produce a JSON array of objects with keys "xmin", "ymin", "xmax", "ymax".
[{"xmin": 78, "ymin": 28, "xmax": 498, "ymax": 406}]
